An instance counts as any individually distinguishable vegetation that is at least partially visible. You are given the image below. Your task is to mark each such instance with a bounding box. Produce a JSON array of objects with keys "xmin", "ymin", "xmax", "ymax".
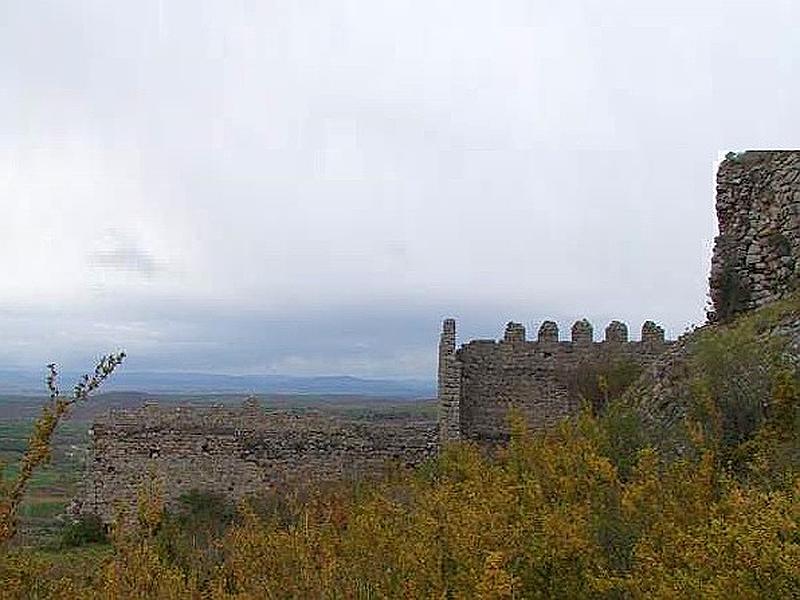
[
  {"xmin": 0, "ymin": 353, "xmax": 125, "ymax": 544},
  {"xmin": 1, "ymin": 303, "xmax": 799, "ymax": 598},
  {"xmin": 60, "ymin": 514, "xmax": 107, "ymax": 549},
  {"xmin": 0, "ymin": 419, "xmax": 88, "ymax": 546},
  {"xmin": 714, "ymin": 263, "xmax": 752, "ymax": 322},
  {"xmin": 572, "ymin": 359, "xmax": 643, "ymax": 416}
]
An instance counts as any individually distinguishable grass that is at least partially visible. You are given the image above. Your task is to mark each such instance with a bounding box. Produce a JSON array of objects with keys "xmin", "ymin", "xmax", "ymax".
[{"xmin": 18, "ymin": 499, "xmax": 68, "ymax": 520}]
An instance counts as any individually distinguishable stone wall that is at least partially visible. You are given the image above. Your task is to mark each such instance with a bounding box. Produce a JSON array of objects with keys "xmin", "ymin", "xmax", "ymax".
[
  {"xmin": 438, "ymin": 319, "xmax": 672, "ymax": 443},
  {"xmin": 710, "ymin": 151, "xmax": 800, "ymax": 321},
  {"xmin": 78, "ymin": 399, "xmax": 437, "ymax": 522}
]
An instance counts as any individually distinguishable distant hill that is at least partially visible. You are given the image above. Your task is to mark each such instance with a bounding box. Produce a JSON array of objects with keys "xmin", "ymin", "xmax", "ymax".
[
  {"xmin": 0, "ymin": 369, "xmax": 434, "ymax": 399},
  {"xmin": 0, "ymin": 390, "xmax": 438, "ymax": 422}
]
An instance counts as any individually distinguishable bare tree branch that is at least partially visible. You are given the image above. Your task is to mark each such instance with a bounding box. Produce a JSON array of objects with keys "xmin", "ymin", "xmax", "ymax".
[{"xmin": 0, "ymin": 351, "xmax": 126, "ymax": 543}]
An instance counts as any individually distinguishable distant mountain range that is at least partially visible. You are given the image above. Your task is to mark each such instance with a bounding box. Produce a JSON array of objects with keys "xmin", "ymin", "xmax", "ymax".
[{"xmin": 0, "ymin": 369, "xmax": 435, "ymax": 398}]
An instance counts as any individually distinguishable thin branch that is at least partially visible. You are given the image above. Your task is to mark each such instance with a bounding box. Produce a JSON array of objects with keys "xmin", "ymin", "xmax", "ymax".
[{"xmin": 0, "ymin": 351, "xmax": 126, "ymax": 543}]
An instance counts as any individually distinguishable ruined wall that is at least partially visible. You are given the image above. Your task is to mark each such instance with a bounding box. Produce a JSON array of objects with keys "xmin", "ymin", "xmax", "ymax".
[
  {"xmin": 438, "ymin": 319, "xmax": 671, "ymax": 443},
  {"xmin": 78, "ymin": 400, "xmax": 436, "ymax": 522},
  {"xmin": 710, "ymin": 151, "xmax": 800, "ymax": 321}
]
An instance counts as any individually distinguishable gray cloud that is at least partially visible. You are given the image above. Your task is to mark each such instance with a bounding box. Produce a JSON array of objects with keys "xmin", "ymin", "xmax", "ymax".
[{"xmin": 89, "ymin": 231, "xmax": 161, "ymax": 277}]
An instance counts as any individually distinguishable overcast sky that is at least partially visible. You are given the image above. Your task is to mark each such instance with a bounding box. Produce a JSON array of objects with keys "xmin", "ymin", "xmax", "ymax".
[{"xmin": 1, "ymin": 0, "xmax": 798, "ymax": 378}]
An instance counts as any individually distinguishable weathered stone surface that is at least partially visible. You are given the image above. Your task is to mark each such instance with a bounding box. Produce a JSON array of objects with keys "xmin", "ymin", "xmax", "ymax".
[
  {"xmin": 641, "ymin": 321, "xmax": 666, "ymax": 346},
  {"xmin": 710, "ymin": 151, "xmax": 800, "ymax": 321},
  {"xmin": 77, "ymin": 401, "xmax": 436, "ymax": 522},
  {"xmin": 438, "ymin": 319, "xmax": 672, "ymax": 443},
  {"xmin": 605, "ymin": 321, "xmax": 629, "ymax": 344},
  {"xmin": 571, "ymin": 319, "xmax": 594, "ymax": 345},
  {"xmin": 538, "ymin": 321, "xmax": 559, "ymax": 343},
  {"xmin": 622, "ymin": 329, "xmax": 699, "ymax": 452}
]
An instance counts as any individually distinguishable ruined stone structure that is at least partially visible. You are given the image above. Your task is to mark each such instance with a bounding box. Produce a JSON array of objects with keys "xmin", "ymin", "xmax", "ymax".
[
  {"xmin": 710, "ymin": 151, "xmax": 800, "ymax": 322},
  {"xmin": 78, "ymin": 399, "xmax": 436, "ymax": 522},
  {"xmin": 438, "ymin": 319, "xmax": 672, "ymax": 443},
  {"xmin": 629, "ymin": 150, "xmax": 800, "ymax": 450},
  {"xmin": 80, "ymin": 150, "xmax": 800, "ymax": 520}
]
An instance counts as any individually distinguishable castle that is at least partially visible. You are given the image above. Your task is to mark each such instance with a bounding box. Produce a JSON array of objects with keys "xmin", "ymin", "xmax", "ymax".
[{"xmin": 78, "ymin": 150, "xmax": 800, "ymax": 521}]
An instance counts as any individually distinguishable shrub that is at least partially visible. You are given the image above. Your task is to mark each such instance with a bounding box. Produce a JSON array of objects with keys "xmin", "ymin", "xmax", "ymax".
[
  {"xmin": 571, "ymin": 359, "xmax": 643, "ymax": 415},
  {"xmin": 688, "ymin": 298, "xmax": 800, "ymax": 475},
  {"xmin": 597, "ymin": 400, "xmax": 647, "ymax": 481},
  {"xmin": 60, "ymin": 514, "xmax": 107, "ymax": 548},
  {"xmin": 714, "ymin": 262, "xmax": 752, "ymax": 322}
]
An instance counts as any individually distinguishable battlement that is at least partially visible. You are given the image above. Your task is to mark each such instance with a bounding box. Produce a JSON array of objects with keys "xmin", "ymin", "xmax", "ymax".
[
  {"xmin": 438, "ymin": 318, "xmax": 672, "ymax": 443},
  {"xmin": 489, "ymin": 319, "xmax": 665, "ymax": 347}
]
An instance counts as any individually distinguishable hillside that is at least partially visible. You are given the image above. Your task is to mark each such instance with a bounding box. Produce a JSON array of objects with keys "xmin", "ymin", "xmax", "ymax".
[{"xmin": 626, "ymin": 293, "xmax": 800, "ymax": 461}]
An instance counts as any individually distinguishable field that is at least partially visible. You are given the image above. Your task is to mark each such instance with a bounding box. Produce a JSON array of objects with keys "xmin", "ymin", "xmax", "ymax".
[
  {"xmin": 0, "ymin": 392, "xmax": 436, "ymax": 547},
  {"xmin": 0, "ymin": 419, "xmax": 88, "ymax": 546}
]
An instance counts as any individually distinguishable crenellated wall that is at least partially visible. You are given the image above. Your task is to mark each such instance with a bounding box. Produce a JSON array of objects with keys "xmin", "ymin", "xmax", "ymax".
[
  {"xmin": 710, "ymin": 150, "xmax": 800, "ymax": 321},
  {"xmin": 78, "ymin": 400, "xmax": 437, "ymax": 522},
  {"xmin": 438, "ymin": 319, "xmax": 672, "ymax": 443}
]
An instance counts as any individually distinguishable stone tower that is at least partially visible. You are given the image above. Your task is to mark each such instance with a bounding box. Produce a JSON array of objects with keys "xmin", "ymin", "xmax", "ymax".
[
  {"xmin": 438, "ymin": 318, "xmax": 461, "ymax": 443},
  {"xmin": 710, "ymin": 151, "xmax": 800, "ymax": 321}
]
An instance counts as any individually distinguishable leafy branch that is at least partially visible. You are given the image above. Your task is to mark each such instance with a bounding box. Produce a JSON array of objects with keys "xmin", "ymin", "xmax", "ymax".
[{"xmin": 0, "ymin": 352, "xmax": 126, "ymax": 544}]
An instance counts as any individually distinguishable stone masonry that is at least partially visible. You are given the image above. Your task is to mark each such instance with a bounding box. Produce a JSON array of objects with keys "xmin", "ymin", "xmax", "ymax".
[
  {"xmin": 710, "ymin": 150, "xmax": 800, "ymax": 321},
  {"xmin": 78, "ymin": 399, "xmax": 436, "ymax": 522},
  {"xmin": 438, "ymin": 319, "xmax": 672, "ymax": 443}
]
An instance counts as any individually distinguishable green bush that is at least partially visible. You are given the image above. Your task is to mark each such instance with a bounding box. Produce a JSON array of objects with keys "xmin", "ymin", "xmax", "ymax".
[
  {"xmin": 60, "ymin": 513, "xmax": 107, "ymax": 548},
  {"xmin": 597, "ymin": 400, "xmax": 647, "ymax": 481},
  {"xmin": 714, "ymin": 264, "xmax": 752, "ymax": 322},
  {"xmin": 687, "ymin": 296, "xmax": 800, "ymax": 482}
]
